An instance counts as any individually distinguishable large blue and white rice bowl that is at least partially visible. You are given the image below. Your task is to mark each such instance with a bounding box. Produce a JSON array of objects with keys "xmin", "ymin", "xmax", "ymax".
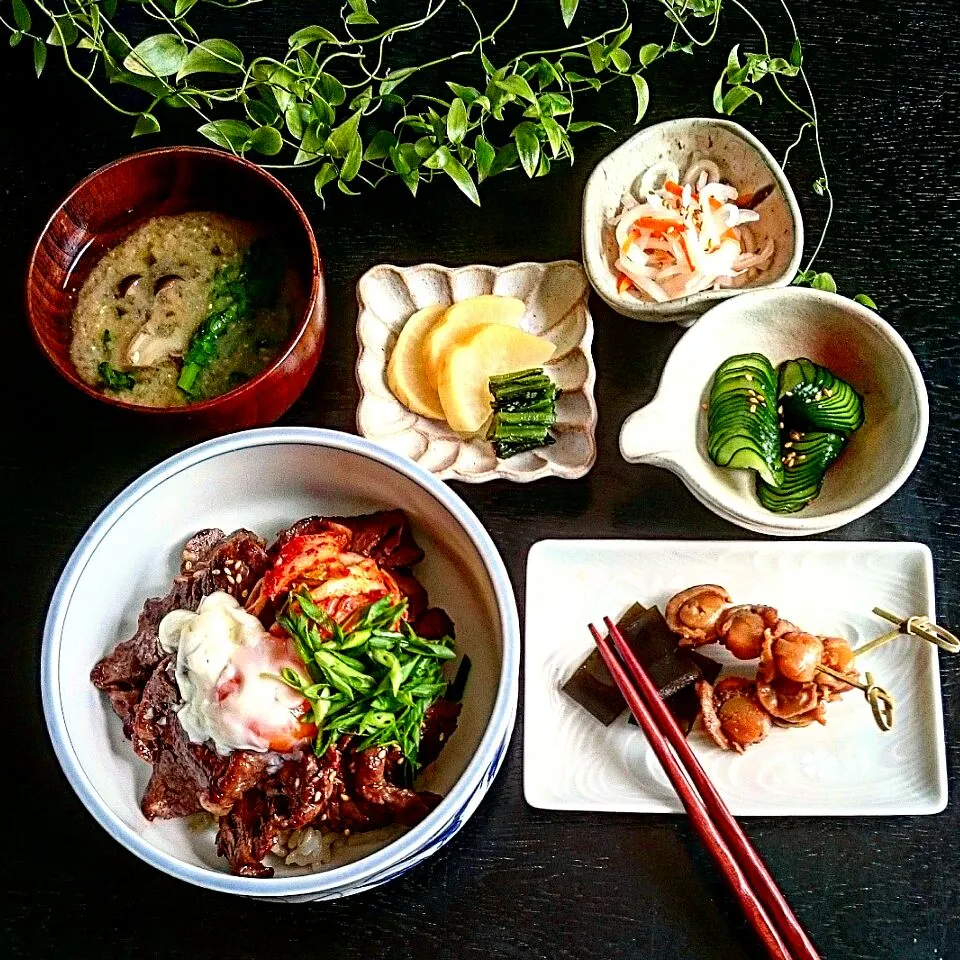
[{"xmin": 42, "ymin": 428, "xmax": 519, "ymax": 900}]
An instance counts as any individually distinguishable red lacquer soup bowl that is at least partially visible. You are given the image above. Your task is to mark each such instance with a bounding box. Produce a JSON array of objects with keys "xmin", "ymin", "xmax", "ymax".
[{"xmin": 27, "ymin": 146, "xmax": 325, "ymax": 433}]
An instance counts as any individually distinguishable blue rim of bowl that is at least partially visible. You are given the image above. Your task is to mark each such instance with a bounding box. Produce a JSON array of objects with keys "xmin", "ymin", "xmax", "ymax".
[{"xmin": 41, "ymin": 427, "xmax": 520, "ymax": 897}]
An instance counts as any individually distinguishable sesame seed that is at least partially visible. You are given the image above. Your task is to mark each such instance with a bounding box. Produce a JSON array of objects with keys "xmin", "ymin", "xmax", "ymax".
[
  {"xmin": 784, "ymin": 441, "xmax": 793, "ymax": 448},
  {"xmin": 745, "ymin": 374, "xmax": 753, "ymax": 381},
  {"xmin": 341, "ymin": 793, "xmax": 350, "ymax": 802},
  {"xmin": 777, "ymin": 405, "xmax": 783, "ymax": 414},
  {"xmin": 213, "ymin": 569, "xmax": 221, "ymax": 575},
  {"xmin": 242, "ymin": 589, "xmax": 249, "ymax": 598},
  {"xmin": 184, "ymin": 561, "xmax": 193, "ymax": 570},
  {"xmin": 344, "ymin": 829, "xmax": 351, "ymax": 837}
]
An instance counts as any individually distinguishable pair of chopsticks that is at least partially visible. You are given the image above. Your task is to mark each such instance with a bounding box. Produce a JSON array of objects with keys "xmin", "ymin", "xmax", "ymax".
[{"xmin": 589, "ymin": 617, "xmax": 821, "ymax": 960}]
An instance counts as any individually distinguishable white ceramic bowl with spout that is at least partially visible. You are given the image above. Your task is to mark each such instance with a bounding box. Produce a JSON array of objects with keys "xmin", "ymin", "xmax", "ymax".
[{"xmin": 619, "ymin": 288, "xmax": 928, "ymax": 535}]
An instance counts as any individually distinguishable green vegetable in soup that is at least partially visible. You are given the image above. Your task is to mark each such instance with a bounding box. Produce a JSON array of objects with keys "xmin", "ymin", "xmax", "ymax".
[
  {"xmin": 98, "ymin": 362, "xmax": 134, "ymax": 391},
  {"xmin": 177, "ymin": 239, "xmax": 284, "ymax": 396}
]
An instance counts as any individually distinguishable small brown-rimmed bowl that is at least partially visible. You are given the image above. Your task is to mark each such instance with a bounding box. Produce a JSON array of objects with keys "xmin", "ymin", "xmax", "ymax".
[{"xmin": 27, "ymin": 147, "xmax": 325, "ymax": 434}]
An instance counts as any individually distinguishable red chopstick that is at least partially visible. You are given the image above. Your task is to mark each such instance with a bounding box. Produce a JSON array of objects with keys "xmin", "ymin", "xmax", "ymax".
[{"xmin": 589, "ymin": 617, "xmax": 821, "ymax": 960}]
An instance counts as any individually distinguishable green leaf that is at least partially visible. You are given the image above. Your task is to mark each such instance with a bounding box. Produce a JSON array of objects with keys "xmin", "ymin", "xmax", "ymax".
[
  {"xmin": 345, "ymin": 11, "xmax": 378, "ymax": 26},
  {"xmin": 340, "ymin": 134, "xmax": 363, "ymax": 181},
  {"xmin": 198, "ymin": 118, "xmax": 254, "ymax": 151},
  {"xmin": 47, "ymin": 16, "xmax": 77, "ymax": 47},
  {"xmin": 248, "ymin": 125, "xmax": 284, "ymax": 156},
  {"xmin": 712, "ymin": 73, "xmax": 725, "ymax": 113},
  {"xmin": 854, "ymin": 294, "xmax": 877, "ymax": 309},
  {"xmin": 289, "ymin": 25, "xmax": 340, "ymax": 50},
  {"xmin": 175, "ymin": 0, "xmax": 198, "ymax": 14},
  {"xmin": 488, "ymin": 142, "xmax": 519, "ymax": 178},
  {"xmin": 564, "ymin": 71, "xmax": 599, "ymax": 91},
  {"xmin": 380, "ymin": 66, "xmax": 417, "ymax": 96},
  {"xmin": 537, "ymin": 58, "xmax": 563, "ymax": 88},
  {"xmin": 587, "ymin": 40, "xmax": 605, "ymax": 74},
  {"xmin": 177, "ymin": 39, "xmax": 244, "ymax": 79},
  {"xmin": 315, "ymin": 73, "xmax": 345, "ymax": 107},
  {"xmin": 496, "ymin": 74, "xmax": 537, "ymax": 103},
  {"xmin": 314, "ymin": 162, "xmax": 338, "ymax": 196},
  {"xmin": 132, "ymin": 113, "xmax": 161, "ymax": 137},
  {"xmin": 447, "ymin": 82, "xmax": 480, "ymax": 104},
  {"xmin": 631, "ymin": 74, "xmax": 650, "ymax": 123},
  {"xmin": 124, "ymin": 34, "xmax": 187, "ymax": 77},
  {"xmin": 447, "ymin": 97, "xmax": 467, "ymax": 144},
  {"xmin": 725, "ymin": 44, "xmax": 742, "ymax": 80},
  {"xmin": 790, "ymin": 38, "xmax": 803, "ymax": 68},
  {"xmin": 364, "ymin": 129, "xmax": 398, "ymax": 160},
  {"xmin": 12, "ymin": 0, "xmax": 30, "ymax": 32},
  {"xmin": 475, "ymin": 136, "xmax": 495, "ymax": 181},
  {"xmin": 567, "ymin": 120, "xmax": 613, "ymax": 133},
  {"xmin": 609, "ymin": 48, "xmax": 631, "ymax": 72},
  {"xmin": 327, "ymin": 110, "xmax": 361, "ymax": 157},
  {"xmin": 811, "ymin": 272, "xmax": 837, "ymax": 293},
  {"xmin": 560, "ymin": 0, "xmax": 579, "ymax": 28},
  {"xmin": 541, "ymin": 116, "xmax": 564, "ymax": 157},
  {"xmin": 512, "ymin": 122, "xmax": 541, "ymax": 178},
  {"xmin": 537, "ymin": 92, "xmax": 573, "ymax": 116},
  {"xmin": 721, "ymin": 84, "xmax": 761, "ymax": 115},
  {"xmin": 9, "ymin": 31, "xmax": 21, "ymax": 48},
  {"xmin": 813, "ymin": 176, "xmax": 827, "ymax": 196},
  {"xmin": 32, "ymin": 37, "xmax": 46, "ymax": 77},
  {"xmin": 639, "ymin": 43, "xmax": 662, "ymax": 67},
  {"xmin": 438, "ymin": 149, "xmax": 480, "ymax": 206}
]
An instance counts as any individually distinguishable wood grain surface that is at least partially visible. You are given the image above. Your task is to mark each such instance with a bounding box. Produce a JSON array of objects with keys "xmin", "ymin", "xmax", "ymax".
[{"xmin": 3, "ymin": 1, "xmax": 958, "ymax": 958}]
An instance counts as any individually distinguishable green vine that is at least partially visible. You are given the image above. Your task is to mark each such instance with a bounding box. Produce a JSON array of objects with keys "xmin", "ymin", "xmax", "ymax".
[{"xmin": 4, "ymin": 0, "xmax": 839, "ymax": 277}]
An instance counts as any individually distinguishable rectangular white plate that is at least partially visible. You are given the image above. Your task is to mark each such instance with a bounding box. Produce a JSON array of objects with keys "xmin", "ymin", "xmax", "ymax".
[{"xmin": 523, "ymin": 540, "xmax": 946, "ymax": 816}]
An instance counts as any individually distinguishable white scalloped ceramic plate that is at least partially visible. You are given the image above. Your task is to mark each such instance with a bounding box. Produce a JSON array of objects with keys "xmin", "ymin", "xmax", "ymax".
[
  {"xmin": 524, "ymin": 539, "xmax": 947, "ymax": 816},
  {"xmin": 356, "ymin": 261, "xmax": 597, "ymax": 483}
]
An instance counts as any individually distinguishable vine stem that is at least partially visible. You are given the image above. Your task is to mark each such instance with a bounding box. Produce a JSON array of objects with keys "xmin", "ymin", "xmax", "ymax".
[{"xmin": 729, "ymin": 0, "xmax": 832, "ymax": 274}]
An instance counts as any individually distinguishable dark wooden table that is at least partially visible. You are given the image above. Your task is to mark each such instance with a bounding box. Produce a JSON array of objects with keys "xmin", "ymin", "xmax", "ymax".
[{"xmin": 6, "ymin": 1, "xmax": 959, "ymax": 957}]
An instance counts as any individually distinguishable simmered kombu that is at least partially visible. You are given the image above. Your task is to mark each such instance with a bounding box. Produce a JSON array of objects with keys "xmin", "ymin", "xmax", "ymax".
[{"xmin": 561, "ymin": 603, "xmax": 721, "ymax": 733}]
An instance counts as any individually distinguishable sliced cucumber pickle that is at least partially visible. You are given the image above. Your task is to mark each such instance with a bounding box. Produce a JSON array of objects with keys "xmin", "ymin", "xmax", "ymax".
[
  {"xmin": 756, "ymin": 431, "xmax": 846, "ymax": 513},
  {"xmin": 778, "ymin": 357, "xmax": 865, "ymax": 437},
  {"xmin": 707, "ymin": 353, "xmax": 784, "ymax": 487}
]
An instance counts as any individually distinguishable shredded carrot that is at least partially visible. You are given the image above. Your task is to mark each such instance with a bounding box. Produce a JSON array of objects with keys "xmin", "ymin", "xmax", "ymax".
[
  {"xmin": 664, "ymin": 180, "xmax": 683, "ymax": 197},
  {"xmin": 735, "ymin": 192, "xmax": 754, "ymax": 208},
  {"xmin": 633, "ymin": 216, "xmax": 686, "ymax": 235},
  {"xmin": 677, "ymin": 233, "xmax": 695, "ymax": 272},
  {"xmin": 708, "ymin": 197, "xmax": 723, "ymax": 211},
  {"xmin": 721, "ymin": 228, "xmax": 739, "ymax": 243},
  {"xmin": 617, "ymin": 273, "xmax": 633, "ymax": 294}
]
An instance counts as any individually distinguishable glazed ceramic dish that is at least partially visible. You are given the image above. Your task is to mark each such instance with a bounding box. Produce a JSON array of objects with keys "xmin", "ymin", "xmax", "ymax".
[
  {"xmin": 524, "ymin": 539, "xmax": 946, "ymax": 816},
  {"xmin": 41, "ymin": 428, "xmax": 519, "ymax": 900},
  {"xmin": 582, "ymin": 117, "xmax": 803, "ymax": 322},
  {"xmin": 619, "ymin": 287, "xmax": 928, "ymax": 536},
  {"xmin": 355, "ymin": 260, "xmax": 597, "ymax": 482},
  {"xmin": 27, "ymin": 147, "xmax": 326, "ymax": 433}
]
